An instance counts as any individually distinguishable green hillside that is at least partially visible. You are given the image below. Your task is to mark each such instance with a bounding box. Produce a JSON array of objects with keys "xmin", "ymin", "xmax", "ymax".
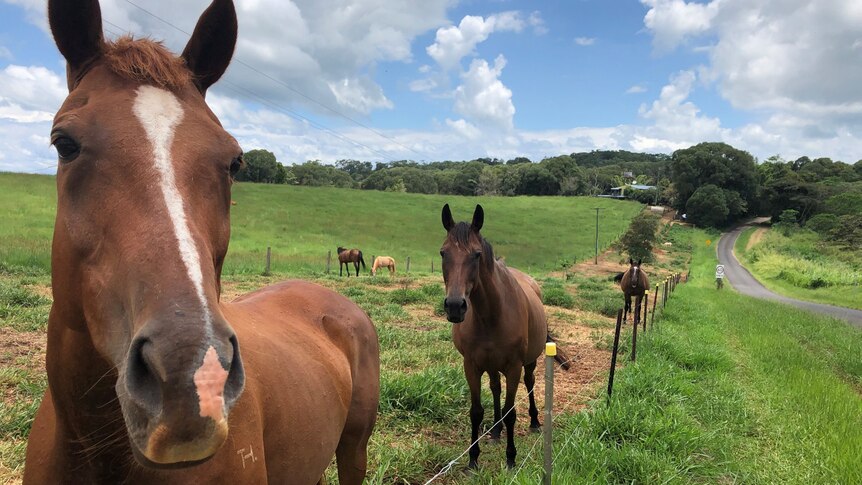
[{"xmin": 0, "ymin": 172, "xmax": 643, "ymax": 274}]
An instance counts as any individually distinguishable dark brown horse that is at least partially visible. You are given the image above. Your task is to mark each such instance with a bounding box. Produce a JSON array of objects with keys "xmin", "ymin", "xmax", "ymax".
[
  {"xmin": 337, "ymin": 247, "xmax": 367, "ymax": 277},
  {"xmin": 620, "ymin": 258, "xmax": 650, "ymax": 323},
  {"xmin": 25, "ymin": 2, "xmax": 379, "ymax": 483},
  {"xmin": 440, "ymin": 204, "xmax": 570, "ymax": 470}
]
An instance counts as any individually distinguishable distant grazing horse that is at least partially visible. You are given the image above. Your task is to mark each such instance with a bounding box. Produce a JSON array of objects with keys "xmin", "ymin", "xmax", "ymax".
[
  {"xmin": 338, "ymin": 247, "xmax": 367, "ymax": 277},
  {"xmin": 25, "ymin": 2, "xmax": 379, "ymax": 484},
  {"xmin": 620, "ymin": 258, "xmax": 650, "ymax": 324},
  {"xmin": 440, "ymin": 204, "xmax": 570, "ymax": 469},
  {"xmin": 371, "ymin": 256, "xmax": 396, "ymax": 276}
]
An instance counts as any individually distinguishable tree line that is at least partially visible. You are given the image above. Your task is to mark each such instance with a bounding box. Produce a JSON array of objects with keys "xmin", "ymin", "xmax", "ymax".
[{"xmin": 235, "ymin": 144, "xmax": 862, "ymax": 246}]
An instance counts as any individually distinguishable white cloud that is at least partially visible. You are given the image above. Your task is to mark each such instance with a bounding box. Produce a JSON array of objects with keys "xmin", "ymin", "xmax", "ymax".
[
  {"xmin": 626, "ymin": 84, "xmax": 647, "ymax": 94},
  {"xmin": 426, "ymin": 12, "xmax": 527, "ymax": 71},
  {"xmin": 0, "ymin": 65, "xmax": 66, "ymax": 123},
  {"xmin": 445, "ymin": 118, "xmax": 481, "ymax": 140},
  {"xmin": 528, "ymin": 11, "xmax": 548, "ymax": 35},
  {"xmin": 641, "ymin": 0, "xmax": 718, "ymax": 53},
  {"xmin": 574, "ymin": 37, "xmax": 596, "ymax": 46},
  {"xmin": 453, "ymin": 55, "xmax": 515, "ymax": 131}
]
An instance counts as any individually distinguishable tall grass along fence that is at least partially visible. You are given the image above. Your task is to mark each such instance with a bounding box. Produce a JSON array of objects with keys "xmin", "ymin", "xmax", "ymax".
[{"xmin": 607, "ymin": 272, "xmax": 685, "ymax": 402}]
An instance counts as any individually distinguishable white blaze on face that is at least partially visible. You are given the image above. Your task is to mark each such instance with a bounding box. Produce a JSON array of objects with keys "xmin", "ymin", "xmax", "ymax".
[{"xmin": 132, "ymin": 85, "xmax": 213, "ymax": 341}]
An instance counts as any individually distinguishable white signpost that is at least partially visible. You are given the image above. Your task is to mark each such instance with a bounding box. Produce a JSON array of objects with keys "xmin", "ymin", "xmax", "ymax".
[{"xmin": 715, "ymin": 264, "xmax": 725, "ymax": 279}]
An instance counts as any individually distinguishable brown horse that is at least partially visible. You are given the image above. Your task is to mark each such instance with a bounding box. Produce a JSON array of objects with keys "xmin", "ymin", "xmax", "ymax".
[
  {"xmin": 24, "ymin": 2, "xmax": 379, "ymax": 483},
  {"xmin": 371, "ymin": 256, "xmax": 396, "ymax": 276},
  {"xmin": 620, "ymin": 258, "xmax": 650, "ymax": 323},
  {"xmin": 440, "ymin": 204, "xmax": 570, "ymax": 470},
  {"xmin": 338, "ymin": 247, "xmax": 367, "ymax": 277}
]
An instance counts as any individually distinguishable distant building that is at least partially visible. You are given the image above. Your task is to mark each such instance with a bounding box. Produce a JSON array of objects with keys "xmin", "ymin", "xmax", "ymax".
[{"xmin": 600, "ymin": 184, "xmax": 656, "ymax": 199}]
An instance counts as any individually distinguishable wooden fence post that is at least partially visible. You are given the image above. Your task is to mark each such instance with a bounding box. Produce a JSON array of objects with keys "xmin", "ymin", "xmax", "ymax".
[
  {"xmin": 264, "ymin": 246, "xmax": 271, "ymax": 276},
  {"xmin": 431, "ymin": 259, "xmax": 434, "ymax": 273},
  {"xmin": 543, "ymin": 342, "xmax": 555, "ymax": 485},
  {"xmin": 631, "ymin": 306, "xmax": 639, "ymax": 362},
  {"xmin": 607, "ymin": 309, "xmax": 623, "ymax": 402},
  {"xmin": 406, "ymin": 256, "xmax": 411, "ymax": 273},
  {"xmin": 326, "ymin": 250, "xmax": 331, "ymax": 274}
]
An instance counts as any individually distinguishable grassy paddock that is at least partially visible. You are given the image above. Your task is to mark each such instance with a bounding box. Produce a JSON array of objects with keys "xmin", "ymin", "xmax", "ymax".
[
  {"xmin": 736, "ymin": 227, "xmax": 862, "ymax": 310},
  {"xmin": 0, "ymin": 172, "xmax": 643, "ymax": 275}
]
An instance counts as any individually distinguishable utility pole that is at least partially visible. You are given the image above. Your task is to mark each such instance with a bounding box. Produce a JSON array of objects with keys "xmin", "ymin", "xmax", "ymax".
[{"xmin": 594, "ymin": 207, "xmax": 601, "ymax": 265}]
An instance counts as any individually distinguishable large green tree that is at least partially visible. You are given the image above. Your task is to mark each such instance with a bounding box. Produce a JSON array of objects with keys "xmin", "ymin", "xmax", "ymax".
[
  {"xmin": 671, "ymin": 142, "xmax": 759, "ymax": 223},
  {"xmin": 686, "ymin": 184, "xmax": 729, "ymax": 228},
  {"xmin": 235, "ymin": 149, "xmax": 284, "ymax": 183}
]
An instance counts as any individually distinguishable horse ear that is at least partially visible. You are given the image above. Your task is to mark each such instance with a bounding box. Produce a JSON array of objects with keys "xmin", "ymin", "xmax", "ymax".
[
  {"xmin": 442, "ymin": 204, "xmax": 454, "ymax": 232},
  {"xmin": 471, "ymin": 204, "xmax": 484, "ymax": 231},
  {"xmin": 637, "ymin": 259, "xmax": 642, "ymax": 266},
  {"xmin": 182, "ymin": 0, "xmax": 238, "ymax": 95},
  {"xmin": 629, "ymin": 258, "xmax": 633, "ymax": 265},
  {"xmin": 49, "ymin": 0, "xmax": 105, "ymax": 90}
]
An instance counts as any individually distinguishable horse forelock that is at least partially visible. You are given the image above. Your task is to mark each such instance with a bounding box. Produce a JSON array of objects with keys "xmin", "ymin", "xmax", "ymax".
[
  {"xmin": 103, "ymin": 36, "xmax": 191, "ymax": 90},
  {"xmin": 447, "ymin": 222, "xmax": 494, "ymax": 271}
]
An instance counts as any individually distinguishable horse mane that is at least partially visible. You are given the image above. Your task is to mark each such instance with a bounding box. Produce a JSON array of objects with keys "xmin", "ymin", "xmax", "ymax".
[
  {"xmin": 448, "ymin": 222, "xmax": 494, "ymax": 271},
  {"xmin": 103, "ymin": 36, "xmax": 191, "ymax": 90}
]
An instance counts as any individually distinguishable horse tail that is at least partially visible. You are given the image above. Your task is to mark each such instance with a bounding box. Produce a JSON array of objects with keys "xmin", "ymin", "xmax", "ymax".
[
  {"xmin": 613, "ymin": 272, "xmax": 625, "ymax": 283},
  {"xmin": 358, "ymin": 250, "xmax": 366, "ymax": 269},
  {"xmin": 546, "ymin": 332, "xmax": 571, "ymax": 371}
]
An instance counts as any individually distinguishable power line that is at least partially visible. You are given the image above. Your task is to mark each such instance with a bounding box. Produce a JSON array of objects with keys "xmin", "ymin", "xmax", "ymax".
[{"xmin": 122, "ymin": 0, "xmax": 431, "ymax": 161}]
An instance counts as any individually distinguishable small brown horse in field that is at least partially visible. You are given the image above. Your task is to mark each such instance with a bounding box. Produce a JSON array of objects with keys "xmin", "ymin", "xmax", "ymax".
[
  {"xmin": 25, "ymin": 2, "xmax": 379, "ymax": 483},
  {"xmin": 440, "ymin": 204, "xmax": 570, "ymax": 469},
  {"xmin": 620, "ymin": 258, "xmax": 650, "ymax": 323},
  {"xmin": 338, "ymin": 247, "xmax": 367, "ymax": 277},
  {"xmin": 371, "ymin": 256, "xmax": 396, "ymax": 276}
]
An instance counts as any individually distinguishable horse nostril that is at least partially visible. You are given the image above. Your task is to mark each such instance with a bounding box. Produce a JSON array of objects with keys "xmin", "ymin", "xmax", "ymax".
[
  {"xmin": 223, "ymin": 334, "xmax": 245, "ymax": 405},
  {"xmin": 126, "ymin": 338, "xmax": 162, "ymax": 415},
  {"xmin": 459, "ymin": 299, "xmax": 467, "ymax": 312}
]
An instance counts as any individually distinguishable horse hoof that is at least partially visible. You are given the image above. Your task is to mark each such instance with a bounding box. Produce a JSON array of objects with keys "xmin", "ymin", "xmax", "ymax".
[
  {"xmin": 467, "ymin": 461, "xmax": 479, "ymax": 472},
  {"xmin": 506, "ymin": 460, "xmax": 516, "ymax": 470},
  {"xmin": 529, "ymin": 425, "xmax": 541, "ymax": 433},
  {"xmin": 488, "ymin": 434, "xmax": 501, "ymax": 443}
]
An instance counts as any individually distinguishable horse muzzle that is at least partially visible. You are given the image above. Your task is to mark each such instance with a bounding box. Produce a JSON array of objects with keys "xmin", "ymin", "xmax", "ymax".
[
  {"xmin": 444, "ymin": 297, "xmax": 468, "ymax": 323},
  {"xmin": 119, "ymin": 321, "xmax": 245, "ymax": 466}
]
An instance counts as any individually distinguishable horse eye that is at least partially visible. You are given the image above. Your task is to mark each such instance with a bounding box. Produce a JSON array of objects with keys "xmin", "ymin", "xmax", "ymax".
[
  {"xmin": 440, "ymin": 250, "xmax": 446, "ymax": 258},
  {"xmin": 52, "ymin": 136, "xmax": 80, "ymax": 161},
  {"xmin": 472, "ymin": 251, "xmax": 482, "ymax": 260},
  {"xmin": 229, "ymin": 156, "xmax": 243, "ymax": 176}
]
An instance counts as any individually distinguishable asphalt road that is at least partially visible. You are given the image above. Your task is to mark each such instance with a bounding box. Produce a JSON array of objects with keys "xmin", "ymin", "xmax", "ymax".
[{"xmin": 716, "ymin": 224, "xmax": 862, "ymax": 329}]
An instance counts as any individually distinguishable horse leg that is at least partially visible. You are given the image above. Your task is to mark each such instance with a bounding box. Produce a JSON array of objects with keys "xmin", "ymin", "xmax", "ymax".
[
  {"xmin": 355, "ymin": 261, "xmax": 360, "ymax": 277},
  {"xmin": 502, "ymin": 366, "xmax": 522, "ymax": 468},
  {"xmin": 634, "ymin": 295, "xmax": 642, "ymax": 325},
  {"xmin": 464, "ymin": 363, "xmax": 484, "ymax": 469},
  {"xmin": 340, "ymin": 261, "xmax": 344, "ymax": 277},
  {"xmin": 334, "ymin": 394, "xmax": 378, "ymax": 485},
  {"xmin": 524, "ymin": 361, "xmax": 540, "ymax": 430},
  {"xmin": 624, "ymin": 293, "xmax": 631, "ymax": 323},
  {"xmin": 488, "ymin": 371, "xmax": 502, "ymax": 441}
]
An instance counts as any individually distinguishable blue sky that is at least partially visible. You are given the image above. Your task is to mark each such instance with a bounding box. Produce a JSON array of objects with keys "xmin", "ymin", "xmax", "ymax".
[{"xmin": 1, "ymin": 0, "xmax": 861, "ymax": 173}]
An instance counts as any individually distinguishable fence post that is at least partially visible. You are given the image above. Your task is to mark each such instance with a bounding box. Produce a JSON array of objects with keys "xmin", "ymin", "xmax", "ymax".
[
  {"xmin": 642, "ymin": 291, "xmax": 649, "ymax": 332},
  {"xmin": 543, "ymin": 342, "xmax": 555, "ymax": 485},
  {"xmin": 406, "ymin": 256, "xmax": 411, "ymax": 273},
  {"xmin": 264, "ymin": 246, "xmax": 271, "ymax": 276},
  {"xmin": 651, "ymin": 284, "xmax": 658, "ymax": 327},
  {"xmin": 607, "ymin": 309, "xmax": 623, "ymax": 402},
  {"xmin": 663, "ymin": 278, "xmax": 668, "ymax": 308},
  {"xmin": 631, "ymin": 306, "xmax": 639, "ymax": 362},
  {"xmin": 326, "ymin": 250, "xmax": 331, "ymax": 274},
  {"xmin": 431, "ymin": 259, "xmax": 434, "ymax": 273}
]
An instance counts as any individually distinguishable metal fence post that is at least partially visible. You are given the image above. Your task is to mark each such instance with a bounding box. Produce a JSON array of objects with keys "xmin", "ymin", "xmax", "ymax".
[
  {"xmin": 607, "ymin": 309, "xmax": 623, "ymax": 402},
  {"xmin": 651, "ymin": 284, "xmax": 658, "ymax": 327},
  {"xmin": 543, "ymin": 342, "xmax": 555, "ymax": 485},
  {"xmin": 642, "ymin": 291, "xmax": 649, "ymax": 332},
  {"xmin": 326, "ymin": 250, "xmax": 331, "ymax": 274},
  {"xmin": 631, "ymin": 306, "xmax": 639, "ymax": 362}
]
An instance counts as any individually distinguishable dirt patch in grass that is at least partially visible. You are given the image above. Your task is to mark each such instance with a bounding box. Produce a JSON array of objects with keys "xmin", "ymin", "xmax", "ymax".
[
  {"xmin": 0, "ymin": 328, "xmax": 45, "ymax": 374},
  {"xmin": 746, "ymin": 227, "xmax": 767, "ymax": 251}
]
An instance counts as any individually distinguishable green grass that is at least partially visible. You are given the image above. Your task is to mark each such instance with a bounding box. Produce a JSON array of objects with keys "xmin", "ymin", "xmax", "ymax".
[
  {"xmin": 0, "ymin": 172, "xmax": 643, "ymax": 275},
  {"xmin": 736, "ymin": 227, "xmax": 862, "ymax": 310}
]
